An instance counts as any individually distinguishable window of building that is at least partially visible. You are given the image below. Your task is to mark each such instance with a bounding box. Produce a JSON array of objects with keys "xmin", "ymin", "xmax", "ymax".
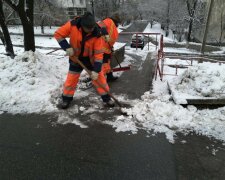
[{"xmin": 76, "ymin": 8, "xmax": 83, "ymax": 15}]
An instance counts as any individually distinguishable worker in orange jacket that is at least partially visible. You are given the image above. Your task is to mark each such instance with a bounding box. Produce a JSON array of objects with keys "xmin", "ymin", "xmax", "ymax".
[
  {"xmin": 54, "ymin": 12, "xmax": 114, "ymax": 109},
  {"xmin": 98, "ymin": 13, "xmax": 121, "ymax": 82}
]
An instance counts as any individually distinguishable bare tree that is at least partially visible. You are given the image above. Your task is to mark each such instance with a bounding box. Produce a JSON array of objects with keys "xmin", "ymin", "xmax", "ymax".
[
  {"xmin": 94, "ymin": 0, "xmax": 121, "ymax": 19},
  {"xmin": 2, "ymin": 3, "xmax": 19, "ymax": 24},
  {"xmin": 4, "ymin": 0, "xmax": 35, "ymax": 51},
  {"xmin": 117, "ymin": 0, "xmax": 168, "ymax": 27},
  {"xmin": 34, "ymin": 0, "xmax": 48, "ymax": 33},
  {"xmin": 139, "ymin": 0, "xmax": 168, "ymax": 26},
  {"xmin": 218, "ymin": 1, "xmax": 225, "ymax": 45},
  {"xmin": 34, "ymin": 0, "xmax": 56, "ymax": 33},
  {"xmin": 0, "ymin": 0, "xmax": 14, "ymax": 58},
  {"xmin": 92, "ymin": 0, "xmax": 109, "ymax": 18},
  {"xmin": 185, "ymin": 0, "xmax": 206, "ymax": 42},
  {"xmin": 165, "ymin": 0, "xmax": 171, "ymax": 36},
  {"xmin": 185, "ymin": 0, "xmax": 198, "ymax": 41}
]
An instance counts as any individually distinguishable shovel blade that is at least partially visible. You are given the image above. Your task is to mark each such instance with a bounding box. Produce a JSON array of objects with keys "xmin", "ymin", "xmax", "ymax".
[{"xmin": 112, "ymin": 66, "xmax": 131, "ymax": 72}]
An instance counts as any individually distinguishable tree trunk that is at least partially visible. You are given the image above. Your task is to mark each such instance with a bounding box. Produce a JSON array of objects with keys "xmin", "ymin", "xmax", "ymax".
[
  {"xmin": 200, "ymin": 0, "xmax": 214, "ymax": 55},
  {"xmin": 165, "ymin": 0, "xmax": 170, "ymax": 37},
  {"xmin": 186, "ymin": 0, "xmax": 197, "ymax": 42},
  {"xmin": 23, "ymin": 21, "xmax": 35, "ymax": 51},
  {"xmin": 4, "ymin": 0, "xmax": 35, "ymax": 52},
  {"xmin": 138, "ymin": 12, "xmax": 142, "ymax": 20},
  {"xmin": 41, "ymin": 17, "xmax": 45, "ymax": 34},
  {"xmin": 187, "ymin": 19, "xmax": 193, "ymax": 41},
  {"xmin": 219, "ymin": 11, "xmax": 224, "ymax": 46},
  {"xmin": 0, "ymin": 0, "xmax": 15, "ymax": 58},
  {"xmin": 150, "ymin": 20, "xmax": 153, "ymax": 28},
  {"xmin": 17, "ymin": 1, "xmax": 35, "ymax": 51}
]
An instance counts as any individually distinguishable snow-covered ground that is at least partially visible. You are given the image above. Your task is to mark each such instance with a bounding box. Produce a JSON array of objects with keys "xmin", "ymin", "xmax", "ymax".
[
  {"xmin": 143, "ymin": 22, "xmax": 175, "ymax": 44},
  {"xmin": 1, "ymin": 24, "xmax": 225, "ymax": 146},
  {"xmin": 8, "ymin": 25, "xmax": 58, "ymax": 35},
  {"xmin": 8, "ymin": 24, "xmax": 127, "ymax": 36}
]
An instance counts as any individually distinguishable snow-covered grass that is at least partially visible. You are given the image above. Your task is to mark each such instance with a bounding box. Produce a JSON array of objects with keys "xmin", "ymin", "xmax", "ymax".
[
  {"xmin": 8, "ymin": 24, "xmax": 131, "ymax": 35},
  {"xmin": 143, "ymin": 22, "xmax": 176, "ymax": 44},
  {"xmin": 8, "ymin": 25, "xmax": 59, "ymax": 35}
]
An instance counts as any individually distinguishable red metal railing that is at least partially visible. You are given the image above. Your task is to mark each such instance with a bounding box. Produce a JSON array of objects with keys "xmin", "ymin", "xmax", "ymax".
[
  {"xmin": 121, "ymin": 33, "xmax": 208, "ymax": 81},
  {"xmin": 158, "ymin": 54, "xmax": 225, "ymax": 80},
  {"xmin": 120, "ymin": 32, "xmax": 165, "ymax": 81},
  {"xmin": 153, "ymin": 34, "xmax": 164, "ymax": 81}
]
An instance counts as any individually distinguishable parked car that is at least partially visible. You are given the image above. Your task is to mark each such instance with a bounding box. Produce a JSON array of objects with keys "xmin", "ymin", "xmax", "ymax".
[{"xmin": 130, "ymin": 34, "xmax": 144, "ymax": 49}]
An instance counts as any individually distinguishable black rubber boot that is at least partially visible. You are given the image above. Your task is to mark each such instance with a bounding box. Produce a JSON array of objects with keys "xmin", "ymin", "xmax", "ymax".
[
  {"xmin": 104, "ymin": 99, "xmax": 115, "ymax": 107},
  {"xmin": 57, "ymin": 95, "xmax": 73, "ymax": 109},
  {"xmin": 101, "ymin": 94, "xmax": 115, "ymax": 107},
  {"xmin": 57, "ymin": 100, "xmax": 71, "ymax": 109},
  {"xmin": 107, "ymin": 72, "xmax": 118, "ymax": 82}
]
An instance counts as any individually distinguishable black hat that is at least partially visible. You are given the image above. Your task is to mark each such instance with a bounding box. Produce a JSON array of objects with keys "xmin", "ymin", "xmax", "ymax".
[{"xmin": 80, "ymin": 12, "xmax": 96, "ymax": 29}]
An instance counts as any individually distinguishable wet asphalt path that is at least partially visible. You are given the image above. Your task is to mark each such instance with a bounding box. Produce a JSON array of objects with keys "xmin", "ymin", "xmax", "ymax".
[
  {"xmin": 1, "ymin": 111, "xmax": 225, "ymax": 180},
  {"xmin": 0, "ymin": 114, "xmax": 175, "ymax": 180},
  {"xmin": 118, "ymin": 21, "xmax": 148, "ymax": 46}
]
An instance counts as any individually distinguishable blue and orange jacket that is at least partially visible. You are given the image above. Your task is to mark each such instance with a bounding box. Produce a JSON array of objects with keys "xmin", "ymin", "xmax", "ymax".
[{"xmin": 54, "ymin": 17, "xmax": 104, "ymax": 72}]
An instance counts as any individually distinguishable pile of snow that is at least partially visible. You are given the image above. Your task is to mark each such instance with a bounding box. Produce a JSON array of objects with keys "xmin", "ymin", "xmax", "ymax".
[
  {"xmin": 0, "ymin": 41, "xmax": 126, "ymax": 114},
  {"xmin": 169, "ymin": 62, "xmax": 225, "ymax": 104},
  {"xmin": 108, "ymin": 92, "xmax": 225, "ymax": 143},
  {"xmin": 0, "ymin": 51, "xmax": 67, "ymax": 114},
  {"xmin": 104, "ymin": 55, "xmax": 225, "ymax": 143}
]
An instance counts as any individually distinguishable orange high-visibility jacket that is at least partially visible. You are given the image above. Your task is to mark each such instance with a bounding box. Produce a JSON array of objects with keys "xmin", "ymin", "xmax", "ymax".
[
  {"xmin": 54, "ymin": 19, "xmax": 104, "ymax": 71},
  {"xmin": 98, "ymin": 18, "xmax": 119, "ymax": 54}
]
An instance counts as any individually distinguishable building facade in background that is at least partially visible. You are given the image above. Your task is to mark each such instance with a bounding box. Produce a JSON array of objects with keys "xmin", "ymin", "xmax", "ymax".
[{"xmin": 55, "ymin": 0, "xmax": 87, "ymax": 18}]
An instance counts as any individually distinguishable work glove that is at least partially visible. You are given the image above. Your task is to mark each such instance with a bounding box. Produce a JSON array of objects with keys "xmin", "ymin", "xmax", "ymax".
[
  {"xmin": 104, "ymin": 35, "xmax": 110, "ymax": 42},
  {"xmin": 65, "ymin": 47, "xmax": 74, "ymax": 56},
  {"xmin": 90, "ymin": 71, "xmax": 99, "ymax": 80}
]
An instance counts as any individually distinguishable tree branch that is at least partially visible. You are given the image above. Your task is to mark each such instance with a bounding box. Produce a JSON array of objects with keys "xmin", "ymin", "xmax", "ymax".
[{"xmin": 4, "ymin": 0, "xmax": 18, "ymax": 11}]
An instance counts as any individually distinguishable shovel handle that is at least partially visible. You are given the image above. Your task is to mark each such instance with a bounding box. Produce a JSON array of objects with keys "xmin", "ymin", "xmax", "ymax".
[
  {"xmin": 46, "ymin": 48, "xmax": 61, "ymax": 55},
  {"xmin": 71, "ymin": 57, "xmax": 122, "ymax": 107}
]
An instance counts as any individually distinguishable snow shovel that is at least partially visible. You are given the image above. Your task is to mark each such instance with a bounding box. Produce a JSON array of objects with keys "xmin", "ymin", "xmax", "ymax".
[
  {"xmin": 70, "ymin": 57, "xmax": 129, "ymax": 115},
  {"xmin": 111, "ymin": 47, "xmax": 131, "ymax": 72},
  {"xmin": 112, "ymin": 65, "xmax": 131, "ymax": 72},
  {"xmin": 113, "ymin": 51, "xmax": 123, "ymax": 68},
  {"xmin": 109, "ymin": 42, "xmax": 130, "ymax": 71}
]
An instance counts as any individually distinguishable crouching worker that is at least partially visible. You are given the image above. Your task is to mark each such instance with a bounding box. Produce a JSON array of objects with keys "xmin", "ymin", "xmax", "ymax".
[
  {"xmin": 54, "ymin": 12, "xmax": 115, "ymax": 109},
  {"xmin": 98, "ymin": 13, "xmax": 121, "ymax": 82}
]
